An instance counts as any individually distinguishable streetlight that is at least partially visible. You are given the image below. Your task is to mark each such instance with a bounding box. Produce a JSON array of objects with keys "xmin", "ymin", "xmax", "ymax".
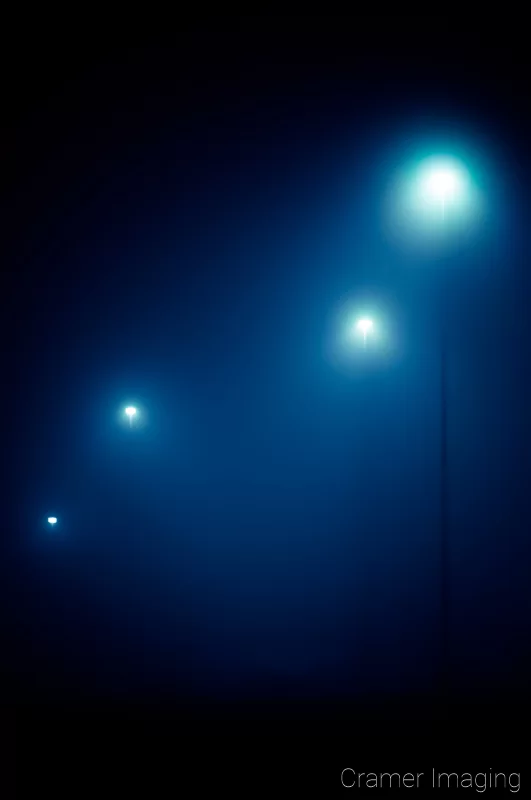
[
  {"xmin": 416, "ymin": 157, "xmax": 469, "ymax": 222},
  {"xmin": 327, "ymin": 302, "xmax": 396, "ymax": 689},
  {"xmin": 125, "ymin": 406, "xmax": 138, "ymax": 428},
  {"xmin": 47, "ymin": 517, "xmax": 57, "ymax": 527},
  {"xmin": 384, "ymin": 151, "xmax": 481, "ymax": 254},
  {"xmin": 355, "ymin": 317, "xmax": 374, "ymax": 349},
  {"xmin": 409, "ymin": 154, "xmax": 476, "ymax": 696},
  {"xmin": 325, "ymin": 300, "xmax": 399, "ymax": 376},
  {"xmin": 349, "ymin": 313, "xmax": 379, "ymax": 687}
]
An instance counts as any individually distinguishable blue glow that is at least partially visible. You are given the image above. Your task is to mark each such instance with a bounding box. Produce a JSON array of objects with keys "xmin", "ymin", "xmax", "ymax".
[
  {"xmin": 12, "ymin": 91, "xmax": 525, "ymax": 714},
  {"xmin": 355, "ymin": 317, "xmax": 374, "ymax": 336},
  {"xmin": 383, "ymin": 146, "xmax": 486, "ymax": 255}
]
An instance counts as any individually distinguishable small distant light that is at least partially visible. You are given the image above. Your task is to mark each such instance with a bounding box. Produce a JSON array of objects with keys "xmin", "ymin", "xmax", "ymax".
[{"xmin": 48, "ymin": 517, "xmax": 57, "ymax": 525}]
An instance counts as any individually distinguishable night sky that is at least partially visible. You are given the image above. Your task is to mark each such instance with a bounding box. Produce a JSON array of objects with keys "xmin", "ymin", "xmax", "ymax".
[{"xmin": 3, "ymin": 22, "xmax": 531, "ymax": 790}]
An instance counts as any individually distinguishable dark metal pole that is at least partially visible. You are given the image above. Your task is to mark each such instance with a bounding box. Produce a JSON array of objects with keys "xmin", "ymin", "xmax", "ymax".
[{"xmin": 440, "ymin": 314, "xmax": 449, "ymax": 697}]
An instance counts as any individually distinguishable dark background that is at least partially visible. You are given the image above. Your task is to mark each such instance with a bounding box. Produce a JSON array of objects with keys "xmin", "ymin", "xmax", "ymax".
[{"xmin": 2, "ymin": 19, "xmax": 530, "ymax": 792}]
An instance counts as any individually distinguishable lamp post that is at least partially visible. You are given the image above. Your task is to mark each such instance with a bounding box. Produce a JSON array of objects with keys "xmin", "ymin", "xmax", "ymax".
[
  {"xmin": 351, "ymin": 315, "xmax": 377, "ymax": 687},
  {"xmin": 439, "ymin": 300, "xmax": 450, "ymax": 696},
  {"xmin": 412, "ymin": 155, "xmax": 474, "ymax": 696}
]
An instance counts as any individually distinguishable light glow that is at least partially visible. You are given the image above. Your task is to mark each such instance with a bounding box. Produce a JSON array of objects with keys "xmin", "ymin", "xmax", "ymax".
[
  {"xmin": 417, "ymin": 157, "xmax": 469, "ymax": 216},
  {"xmin": 383, "ymin": 149, "xmax": 483, "ymax": 252},
  {"xmin": 324, "ymin": 295, "xmax": 399, "ymax": 375},
  {"xmin": 355, "ymin": 318, "xmax": 374, "ymax": 336},
  {"xmin": 125, "ymin": 406, "xmax": 138, "ymax": 427},
  {"xmin": 354, "ymin": 316, "xmax": 375, "ymax": 347}
]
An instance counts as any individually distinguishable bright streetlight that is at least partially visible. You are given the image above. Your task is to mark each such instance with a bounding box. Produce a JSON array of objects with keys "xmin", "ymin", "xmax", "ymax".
[
  {"xmin": 385, "ymin": 151, "xmax": 482, "ymax": 252},
  {"xmin": 125, "ymin": 406, "xmax": 138, "ymax": 427},
  {"xmin": 47, "ymin": 517, "xmax": 57, "ymax": 527},
  {"xmin": 354, "ymin": 317, "xmax": 374, "ymax": 348},
  {"xmin": 417, "ymin": 156, "xmax": 469, "ymax": 221},
  {"xmin": 416, "ymin": 155, "xmax": 471, "ymax": 695},
  {"xmin": 407, "ymin": 152, "xmax": 480, "ymax": 695}
]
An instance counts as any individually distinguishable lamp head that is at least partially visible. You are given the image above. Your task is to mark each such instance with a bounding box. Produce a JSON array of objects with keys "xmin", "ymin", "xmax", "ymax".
[
  {"xmin": 355, "ymin": 317, "xmax": 374, "ymax": 336},
  {"xmin": 423, "ymin": 166, "xmax": 460, "ymax": 200},
  {"xmin": 417, "ymin": 156, "xmax": 469, "ymax": 208}
]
